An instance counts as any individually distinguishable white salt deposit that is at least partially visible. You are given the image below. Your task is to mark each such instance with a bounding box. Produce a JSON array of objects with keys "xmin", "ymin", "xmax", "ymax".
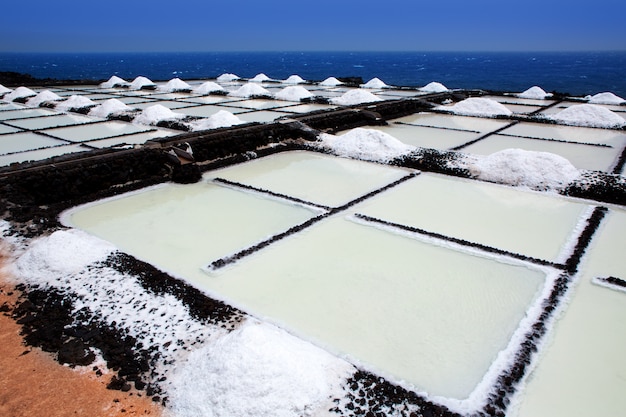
[
  {"xmin": 547, "ymin": 104, "xmax": 625, "ymax": 128},
  {"xmin": 3, "ymin": 86, "xmax": 36, "ymax": 101},
  {"xmin": 361, "ymin": 77, "xmax": 389, "ymax": 89},
  {"xmin": 330, "ymin": 89, "xmax": 382, "ymax": 106},
  {"xmin": 25, "ymin": 90, "xmax": 63, "ymax": 107},
  {"xmin": 193, "ymin": 81, "xmax": 225, "ymax": 95},
  {"xmin": 129, "ymin": 76, "xmax": 156, "ymax": 90},
  {"xmin": 159, "ymin": 78, "xmax": 192, "ymax": 92},
  {"xmin": 317, "ymin": 128, "xmax": 414, "ymax": 162},
  {"xmin": 55, "ymin": 95, "xmax": 96, "ymax": 111},
  {"xmin": 518, "ymin": 86, "xmax": 552, "ymax": 100},
  {"xmin": 249, "ymin": 73, "xmax": 272, "ymax": 83},
  {"xmin": 217, "ymin": 73, "xmax": 240, "ymax": 82},
  {"xmin": 439, "ymin": 97, "xmax": 512, "ymax": 117},
  {"xmin": 88, "ymin": 98, "xmax": 133, "ymax": 118},
  {"xmin": 320, "ymin": 77, "xmax": 342, "ymax": 87},
  {"xmin": 420, "ymin": 82, "xmax": 448, "ymax": 93},
  {"xmin": 229, "ymin": 83, "xmax": 271, "ymax": 98},
  {"xmin": 0, "ymin": 84, "xmax": 12, "ymax": 94},
  {"xmin": 189, "ymin": 110, "xmax": 245, "ymax": 131},
  {"xmin": 283, "ymin": 75, "xmax": 306, "ymax": 84},
  {"xmin": 275, "ymin": 86, "xmax": 313, "ymax": 102},
  {"xmin": 133, "ymin": 104, "xmax": 185, "ymax": 125},
  {"xmin": 167, "ymin": 320, "xmax": 353, "ymax": 417},
  {"xmin": 100, "ymin": 76, "xmax": 129, "ymax": 89},
  {"xmin": 469, "ymin": 148, "xmax": 580, "ymax": 190},
  {"xmin": 584, "ymin": 92, "xmax": 625, "ymax": 105}
]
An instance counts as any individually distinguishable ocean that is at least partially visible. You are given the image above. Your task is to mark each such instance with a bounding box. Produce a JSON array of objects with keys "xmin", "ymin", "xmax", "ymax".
[{"xmin": 1, "ymin": 51, "xmax": 625, "ymax": 98}]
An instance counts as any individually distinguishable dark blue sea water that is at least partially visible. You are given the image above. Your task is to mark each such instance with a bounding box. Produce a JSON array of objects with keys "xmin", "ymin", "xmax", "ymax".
[{"xmin": 1, "ymin": 51, "xmax": 624, "ymax": 97}]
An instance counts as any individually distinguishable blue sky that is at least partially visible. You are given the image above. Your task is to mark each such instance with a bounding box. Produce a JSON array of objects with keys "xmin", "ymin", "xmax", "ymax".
[{"xmin": 1, "ymin": 0, "xmax": 625, "ymax": 52}]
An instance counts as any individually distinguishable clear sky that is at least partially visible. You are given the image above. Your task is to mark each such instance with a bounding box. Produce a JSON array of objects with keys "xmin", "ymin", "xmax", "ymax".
[{"xmin": 1, "ymin": 0, "xmax": 624, "ymax": 52}]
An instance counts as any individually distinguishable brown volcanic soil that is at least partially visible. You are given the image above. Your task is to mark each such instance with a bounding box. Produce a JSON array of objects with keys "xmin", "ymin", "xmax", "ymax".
[{"xmin": 0, "ymin": 245, "xmax": 163, "ymax": 417}]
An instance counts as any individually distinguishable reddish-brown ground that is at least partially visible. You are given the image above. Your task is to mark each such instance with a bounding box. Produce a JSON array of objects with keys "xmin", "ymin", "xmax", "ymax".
[{"xmin": 0, "ymin": 244, "xmax": 164, "ymax": 417}]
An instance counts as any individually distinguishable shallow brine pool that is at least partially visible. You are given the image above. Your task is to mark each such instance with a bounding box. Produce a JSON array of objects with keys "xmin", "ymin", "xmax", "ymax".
[{"xmin": 63, "ymin": 151, "xmax": 574, "ymax": 402}]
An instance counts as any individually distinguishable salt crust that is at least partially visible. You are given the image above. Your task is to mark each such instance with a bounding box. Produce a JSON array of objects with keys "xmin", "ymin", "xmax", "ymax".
[
  {"xmin": 10, "ymin": 229, "xmax": 354, "ymax": 417},
  {"xmin": 129, "ymin": 76, "xmax": 156, "ymax": 90},
  {"xmin": 159, "ymin": 78, "xmax": 192, "ymax": 92},
  {"xmin": 275, "ymin": 86, "xmax": 313, "ymax": 102},
  {"xmin": 0, "ymin": 83, "xmax": 11, "ymax": 94},
  {"xmin": 585, "ymin": 92, "xmax": 625, "ymax": 105},
  {"xmin": 469, "ymin": 148, "xmax": 580, "ymax": 190},
  {"xmin": 88, "ymin": 98, "xmax": 133, "ymax": 118},
  {"xmin": 133, "ymin": 104, "xmax": 185, "ymax": 125},
  {"xmin": 100, "ymin": 76, "xmax": 129, "ymax": 89},
  {"xmin": 439, "ymin": 97, "xmax": 512, "ymax": 117},
  {"xmin": 3, "ymin": 86, "xmax": 36, "ymax": 101},
  {"xmin": 283, "ymin": 75, "xmax": 305, "ymax": 84},
  {"xmin": 361, "ymin": 77, "xmax": 388, "ymax": 89},
  {"xmin": 329, "ymin": 89, "xmax": 382, "ymax": 106},
  {"xmin": 319, "ymin": 77, "xmax": 342, "ymax": 87},
  {"xmin": 25, "ymin": 90, "xmax": 63, "ymax": 107},
  {"xmin": 193, "ymin": 81, "xmax": 224, "ymax": 94},
  {"xmin": 317, "ymin": 128, "xmax": 414, "ymax": 163},
  {"xmin": 229, "ymin": 83, "xmax": 271, "ymax": 98},
  {"xmin": 548, "ymin": 104, "xmax": 625, "ymax": 128},
  {"xmin": 518, "ymin": 86, "xmax": 552, "ymax": 100},
  {"xmin": 189, "ymin": 110, "xmax": 244, "ymax": 131},
  {"xmin": 55, "ymin": 95, "xmax": 96, "ymax": 111},
  {"xmin": 216, "ymin": 73, "xmax": 239, "ymax": 82},
  {"xmin": 249, "ymin": 73, "xmax": 272, "ymax": 83},
  {"xmin": 420, "ymin": 82, "xmax": 448, "ymax": 93}
]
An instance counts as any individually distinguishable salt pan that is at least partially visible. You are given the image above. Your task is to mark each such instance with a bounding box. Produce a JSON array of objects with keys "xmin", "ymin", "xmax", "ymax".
[
  {"xmin": 469, "ymin": 148, "xmax": 580, "ymax": 190},
  {"xmin": 330, "ymin": 89, "xmax": 382, "ymax": 106},
  {"xmin": 420, "ymin": 82, "xmax": 448, "ymax": 93},
  {"xmin": 229, "ymin": 83, "xmax": 271, "ymax": 98},
  {"xmin": 548, "ymin": 104, "xmax": 625, "ymax": 128},
  {"xmin": 361, "ymin": 77, "xmax": 388, "ymax": 89},
  {"xmin": 317, "ymin": 127, "xmax": 414, "ymax": 162},
  {"xmin": 518, "ymin": 86, "xmax": 552, "ymax": 100},
  {"xmin": 439, "ymin": 98, "xmax": 512, "ymax": 117},
  {"xmin": 88, "ymin": 98, "xmax": 133, "ymax": 118},
  {"xmin": 25, "ymin": 90, "xmax": 63, "ymax": 107},
  {"xmin": 275, "ymin": 86, "xmax": 313, "ymax": 102},
  {"xmin": 134, "ymin": 104, "xmax": 185, "ymax": 125}
]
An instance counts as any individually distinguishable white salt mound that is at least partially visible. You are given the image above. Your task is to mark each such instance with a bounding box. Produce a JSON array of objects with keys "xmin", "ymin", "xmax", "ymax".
[
  {"xmin": 439, "ymin": 97, "xmax": 512, "ymax": 117},
  {"xmin": 100, "ymin": 76, "xmax": 129, "ymax": 89},
  {"xmin": 585, "ymin": 92, "xmax": 625, "ymax": 105},
  {"xmin": 55, "ymin": 95, "xmax": 96, "ymax": 111},
  {"xmin": 167, "ymin": 320, "xmax": 352, "ymax": 417},
  {"xmin": 159, "ymin": 78, "xmax": 192, "ymax": 92},
  {"xmin": 361, "ymin": 77, "xmax": 388, "ymax": 89},
  {"xmin": 3, "ymin": 86, "xmax": 36, "ymax": 101},
  {"xmin": 275, "ymin": 86, "xmax": 313, "ymax": 102},
  {"xmin": 330, "ymin": 89, "xmax": 382, "ymax": 106},
  {"xmin": 88, "ymin": 98, "xmax": 133, "ymax": 118},
  {"xmin": 217, "ymin": 73, "xmax": 240, "ymax": 82},
  {"xmin": 0, "ymin": 84, "xmax": 11, "ymax": 94},
  {"xmin": 134, "ymin": 104, "xmax": 185, "ymax": 125},
  {"xmin": 318, "ymin": 128, "xmax": 414, "ymax": 163},
  {"xmin": 320, "ymin": 77, "xmax": 342, "ymax": 87},
  {"xmin": 129, "ymin": 76, "xmax": 156, "ymax": 90},
  {"xmin": 470, "ymin": 148, "xmax": 580, "ymax": 190},
  {"xmin": 548, "ymin": 104, "xmax": 625, "ymax": 128},
  {"xmin": 250, "ymin": 73, "xmax": 271, "ymax": 83},
  {"xmin": 25, "ymin": 90, "xmax": 63, "ymax": 107},
  {"xmin": 189, "ymin": 110, "xmax": 244, "ymax": 131},
  {"xmin": 283, "ymin": 75, "xmax": 306, "ymax": 84},
  {"xmin": 193, "ymin": 81, "xmax": 224, "ymax": 94},
  {"xmin": 229, "ymin": 83, "xmax": 271, "ymax": 98},
  {"xmin": 518, "ymin": 86, "xmax": 552, "ymax": 99},
  {"xmin": 420, "ymin": 82, "xmax": 448, "ymax": 93}
]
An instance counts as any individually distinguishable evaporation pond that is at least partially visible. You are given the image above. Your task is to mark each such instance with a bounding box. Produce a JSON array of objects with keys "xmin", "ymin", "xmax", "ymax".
[{"xmin": 65, "ymin": 152, "xmax": 549, "ymax": 400}]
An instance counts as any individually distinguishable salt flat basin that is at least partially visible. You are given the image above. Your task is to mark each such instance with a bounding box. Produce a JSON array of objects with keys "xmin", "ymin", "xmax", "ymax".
[
  {"xmin": 4, "ymin": 113, "xmax": 93, "ymax": 130},
  {"xmin": 0, "ymin": 132, "xmax": 66, "ymax": 155},
  {"xmin": 500, "ymin": 122, "xmax": 626, "ymax": 147},
  {"xmin": 365, "ymin": 124, "xmax": 481, "ymax": 150},
  {"xmin": 356, "ymin": 173, "xmax": 589, "ymax": 262},
  {"xmin": 512, "ymin": 208, "xmax": 626, "ymax": 417},
  {"xmin": 392, "ymin": 113, "xmax": 511, "ymax": 132},
  {"xmin": 0, "ymin": 144, "xmax": 88, "ymax": 166},
  {"xmin": 207, "ymin": 151, "xmax": 411, "ymax": 207}
]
